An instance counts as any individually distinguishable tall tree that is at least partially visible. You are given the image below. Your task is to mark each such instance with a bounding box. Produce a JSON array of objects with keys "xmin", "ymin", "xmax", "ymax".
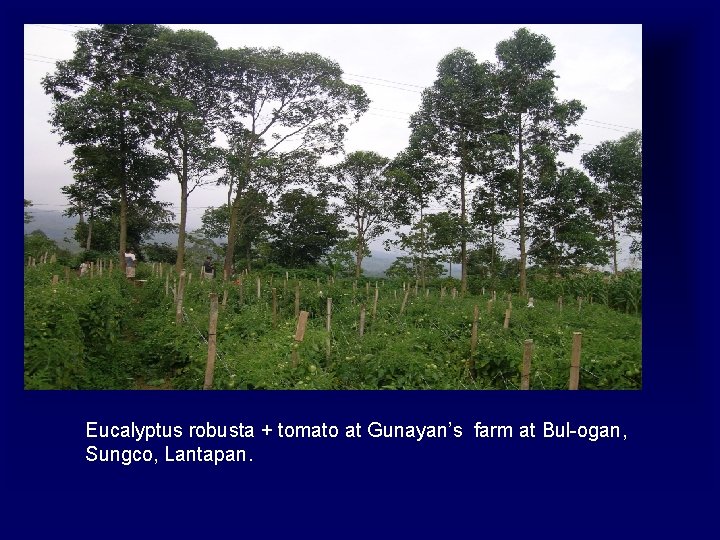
[
  {"xmin": 495, "ymin": 27, "xmax": 584, "ymax": 294},
  {"xmin": 268, "ymin": 189, "xmax": 347, "ymax": 268},
  {"xmin": 323, "ymin": 151, "xmax": 393, "ymax": 278},
  {"xmin": 581, "ymin": 130, "xmax": 643, "ymax": 272},
  {"xmin": 471, "ymin": 168, "xmax": 515, "ymax": 277},
  {"xmin": 42, "ymin": 24, "xmax": 168, "ymax": 271},
  {"xmin": 218, "ymin": 47, "xmax": 369, "ymax": 279},
  {"xmin": 199, "ymin": 191, "xmax": 272, "ymax": 272},
  {"xmin": 409, "ymin": 48, "xmax": 503, "ymax": 294},
  {"xmin": 386, "ymin": 140, "xmax": 441, "ymax": 287},
  {"xmin": 146, "ymin": 28, "xmax": 224, "ymax": 274},
  {"xmin": 528, "ymin": 167, "xmax": 611, "ymax": 271}
]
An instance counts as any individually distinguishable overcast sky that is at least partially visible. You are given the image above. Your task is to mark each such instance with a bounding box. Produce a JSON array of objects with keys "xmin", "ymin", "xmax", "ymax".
[{"xmin": 24, "ymin": 23, "xmax": 641, "ymax": 264}]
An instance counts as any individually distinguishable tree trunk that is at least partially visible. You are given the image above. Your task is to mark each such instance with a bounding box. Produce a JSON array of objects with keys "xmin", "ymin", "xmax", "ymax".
[
  {"xmin": 517, "ymin": 114, "xmax": 527, "ymax": 296},
  {"xmin": 85, "ymin": 207, "xmax": 94, "ymax": 251},
  {"xmin": 460, "ymin": 137, "xmax": 468, "ymax": 295},
  {"xmin": 225, "ymin": 195, "xmax": 242, "ymax": 280},
  {"xmin": 355, "ymin": 232, "xmax": 363, "ymax": 279},
  {"xmin": 610, "ymin": 213, "xmax": 618, "ymax": 275},
  {"xmin": 175, "ymin": 148, "xmax": 189, "ymax": 274},
  {"xmin": 119, "ymin": 185, "xmax": 128, "ymax": 271},
  {"xmin": 419, "ymin": 206, "xmax": 426, "ymax": 288}
]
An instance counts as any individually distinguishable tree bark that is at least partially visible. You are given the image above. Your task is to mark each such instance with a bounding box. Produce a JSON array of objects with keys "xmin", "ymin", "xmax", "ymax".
[
  {"xmin": 119, "ymin": 185, "xmax": 128, "ymax": 271},
  {"xmin": 85, "ymin": 207, "xmax": 94, "ymax": 251},
  {"xmin": 460, "ymin": 136, "xmax": 468, "ymax": 295},
  {"xmin": 517, "ymin": 114, "xmax": 527, "ymax": 296},
  {"xmin": 175, "ymin": 146, "xmax": 189, "ymax": 274}
]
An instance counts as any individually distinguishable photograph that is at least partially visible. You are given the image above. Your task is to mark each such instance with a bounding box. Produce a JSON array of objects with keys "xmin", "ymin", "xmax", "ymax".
[{"xmin": 24, "ymin": 24, "xmax": 642, "ymax": 390}]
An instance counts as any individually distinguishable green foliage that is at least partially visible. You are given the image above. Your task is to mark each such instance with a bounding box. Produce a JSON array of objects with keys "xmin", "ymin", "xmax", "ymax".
[
  {"xmin": 268, "ymin": 189, "xmax": 347, "ymax": 268},
  {"xmin": 24, "ymin": 265, "xmax": 641, "ymax": 390}
]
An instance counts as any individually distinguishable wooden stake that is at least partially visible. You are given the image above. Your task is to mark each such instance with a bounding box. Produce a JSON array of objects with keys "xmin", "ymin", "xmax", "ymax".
[
  {"xmin": 503, "ymin": 308, "xmax": 511, "ymax": 329},
  {"xmin": 165, "ymin": 274, "xmax": 169, "ymax": 297},
  {"xmin": 326, "ymin": 297, "xmax": 332, "ymax": 332},
  {"xmin": 400, "ymin": 289, "xmax": 410, "ymax": 315},
  {"xmin": 292, "ymin": 311, "xmax": 309, "ymax": 367},
  {"xmin": 222, "ymin": 289, "xmax": 228, "ymax": 308},
  {"xmin": 492, "ymin": 290, "xmax": 497, "ymax": 301},
  {"xmin": 64, "ymin": 267, "xmax": 70, "ymax": 283},
  {"xmin": 394, "ymin": 290, "xmax": 397, "ymax": 300},
  {"xmin": 52, "ymin": 274, "xmax": 59, "ymax": 285},
  {"xmin": 440, "ymin": 286, "xmax": 446, "ymax": 298},
  {"xmin": 257, "ymin": 277, "xmax": 261, "ymax": 300},
  {"xmin": 372, "ymin": 286, "xmax": 379, "ymax": 321},
  {"xmin": 359, "ymin": 304, "xmax": 366, "ymax": 337},
  {"xmin": 90, "ymin": 262, "xmax": 94, "ymax": 278},
  {"xmin": 487, "ymin": 299, "xmax": 493, "ymax": 313},
  {"xmin": 470, "ymin": 305, "xmax": 479, "ymax": 379},
  {"xmin": 366, "ymin": 282, "xmax": 370, "ymax": 295},
  {"xmin": 238, "ymin": 278, "xmax": 244, "ymax": 306},
  {"xmin": 578, "ymin": 296, "xmax": 583, "ymax": 310},
  {"xmin": 272, "ymin": 288, "xmax": 277, "ymax": 328},
  {"xmin": 294, "ymin": 282, "xmax": 300, "ymax": 318},
  {"xmin": 569, "ymin": 332, "xmax": 582, "ymax": 390},
  {"xmin": 521, "ymin": 339, "xmax": 533, "ymax": 390},
  {"xmin": 175, "ymin": 271, "xmax": 186, "ymax": 325},
  {"xmin": 187, "ymin": 272, "xmax": 192, "ymax": 284},
  {"xmin": 203, "ymin": 293, "xmax": 219, "ymax": 390},
  {"xmin": 558, "ymin": 296, "xmax": 563, "ymax": 309}
]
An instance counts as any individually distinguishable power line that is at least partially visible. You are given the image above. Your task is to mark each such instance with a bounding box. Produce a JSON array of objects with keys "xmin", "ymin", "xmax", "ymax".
[{"xmin": 28, "ymin": 24, "xmax": 641, "ymax": 131}]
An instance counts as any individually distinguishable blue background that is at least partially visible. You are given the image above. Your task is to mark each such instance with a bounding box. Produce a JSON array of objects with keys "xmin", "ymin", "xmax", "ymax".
[{"xmin": 4, "ymin": 1, "xmax": 718, "ymax": 531}]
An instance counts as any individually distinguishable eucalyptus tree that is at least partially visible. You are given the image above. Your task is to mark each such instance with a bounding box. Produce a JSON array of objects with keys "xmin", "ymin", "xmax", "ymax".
[
  {"xmin": 581, "ymin": 130, "xmax": 643, "ymax": 272},
  {"xmin": 495, "ymin": 27, "xmax": 585, "ymax": 294},
  {"xmin": 268, "ymin": 189, "xmax": 348, "ymax": 269},
  {"xmin": 322, "ymin": 151, "xmax": 394, "ymax": 278},
  {"xmin": 61, "ymin": 151, "xmax": 112, "ymax": 250},
  {"xmin": 528, "ymin": 167, "xmax": 610, "ymax": 271},
  {"xmin": 199, "ymin": 190, "xmax": 272, "ymax": 271},
  {"xmin": 217, "ymin": 47, "xmax": 369, "ymax": 279},
  {"xmin": 42, "ymin": 24, "xmax": 169, "ymax": 271},
  {"xmin": 409, "ymin": 48, "xmax": 504, "ymax": 294},
  {"xmin": 385, "ymin": 140, "xmax": 441, "ymax": 287},
  {"xmin": 146, "ymin": 28, "xmax": 225, "ymax": 273}
]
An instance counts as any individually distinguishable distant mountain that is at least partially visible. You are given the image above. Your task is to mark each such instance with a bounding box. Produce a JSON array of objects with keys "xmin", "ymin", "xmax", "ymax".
[
  {"xmin": 22, "ymin": 209, "xmax": 399, "ymax": 274},
  {"xmin": 24, "ymin": 210, "xmax": 81, "ymax": 252}
]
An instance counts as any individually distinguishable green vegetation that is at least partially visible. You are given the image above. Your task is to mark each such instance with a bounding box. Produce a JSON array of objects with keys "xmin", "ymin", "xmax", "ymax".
[{"xmin": 24, "ymin": 263, "xmax": 641, "ymax": 390}]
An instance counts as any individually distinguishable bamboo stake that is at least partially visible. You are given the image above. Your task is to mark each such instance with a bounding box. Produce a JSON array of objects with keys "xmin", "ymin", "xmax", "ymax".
[
  {"xmin": 326, "ymin": 297, "xmax": 332, "ymax": 332},
  {"xmin": 272, "ymin": 288, "xmax": 277, "ymax": 328},
  {"xmin": 359, "ymin": 304, "xmax": 366, "ymax": 337},
  {"xmin": 400, "ymin": 289, "xmax": 410, "ymax": 315},
  {"xmin": 569, "ymin": 332, "xmax": 582, "ymax": 390},
  {"xmin": 175, "ymin": 271, "xmax": 186, "ymax": 325},
  {"xmin": 470, "ymin": 305, "xmax": 478, "ymax": 379},
  {"xmin": 292, "ymin": 311, "xmax": 309, "ymax": 367},
  {"xmin": 203, "ymin": 293, "xmax": 219, "ymax": 390},
  {"xmin": 521, "ymin": 339, "xmax": 533, "ymax": 390},
  {"xmin": 372, "ymin": 286, "xmax": 379, "ymax": 321}
]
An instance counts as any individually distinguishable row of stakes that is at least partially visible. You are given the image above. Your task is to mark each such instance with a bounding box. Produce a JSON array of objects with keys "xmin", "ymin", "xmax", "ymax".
[{"xmin": 33, "ymin": 260, "xmax": 586, "ymax": 390}]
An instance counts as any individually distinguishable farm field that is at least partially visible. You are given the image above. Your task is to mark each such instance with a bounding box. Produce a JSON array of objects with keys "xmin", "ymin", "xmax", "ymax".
[{"xmin": 24, "ymin": 262, "xmax": 641, "ymax": 390}]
